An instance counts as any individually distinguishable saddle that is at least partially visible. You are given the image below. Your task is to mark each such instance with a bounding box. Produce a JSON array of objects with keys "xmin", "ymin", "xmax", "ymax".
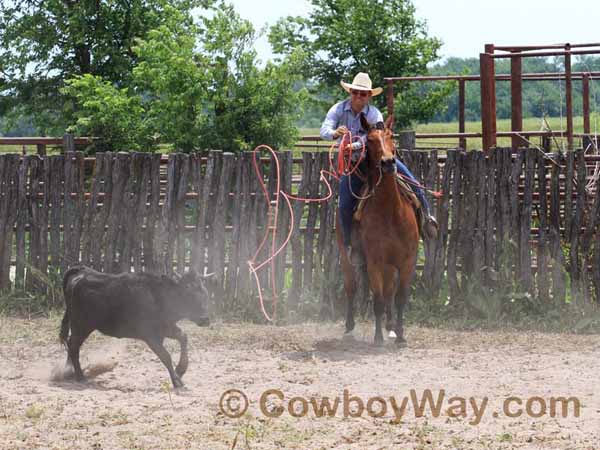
[{"xmin": 353, "ymin": 175, "xmax": 426, "ymax": 238}]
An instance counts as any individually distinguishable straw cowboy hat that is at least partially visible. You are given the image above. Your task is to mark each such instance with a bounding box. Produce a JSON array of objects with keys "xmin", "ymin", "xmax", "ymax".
[{"xmin": 340, "ymin": 72, "xmax": 383, "ymax": 96}]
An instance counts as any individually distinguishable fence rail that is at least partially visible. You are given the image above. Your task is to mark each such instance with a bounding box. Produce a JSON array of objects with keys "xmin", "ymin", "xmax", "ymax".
[{"xmin": 0, "ymin": 148, "xmax": 599, "ymax": 317}]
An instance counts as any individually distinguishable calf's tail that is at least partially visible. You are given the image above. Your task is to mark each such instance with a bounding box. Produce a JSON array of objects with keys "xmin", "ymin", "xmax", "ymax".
[{"xmin": 60, "ymin": 266, "xmax": 84, "ymax": 347}]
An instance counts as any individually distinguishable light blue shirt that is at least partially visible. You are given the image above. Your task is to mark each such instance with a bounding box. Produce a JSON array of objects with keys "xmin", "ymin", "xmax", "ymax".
[{"xmin": 320, "ymin": 99, "xmax": 384, "ymax": 150}]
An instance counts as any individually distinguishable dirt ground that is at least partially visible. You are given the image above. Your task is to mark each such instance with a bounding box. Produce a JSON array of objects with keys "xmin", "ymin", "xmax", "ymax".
[{"xmin": 0, "ymin": 315, "xmax": 599, "ymax": 450}]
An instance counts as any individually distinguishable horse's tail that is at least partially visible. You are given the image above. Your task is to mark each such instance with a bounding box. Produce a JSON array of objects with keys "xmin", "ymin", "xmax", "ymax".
[{"xmin": 60, "ymin": 266, "xmax": 84, "ymax": 347}]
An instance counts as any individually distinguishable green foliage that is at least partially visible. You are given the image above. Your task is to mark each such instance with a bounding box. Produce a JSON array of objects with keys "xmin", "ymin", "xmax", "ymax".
[
  {"xmin": 197, "ymin": 4, "xmax": 308, "ymax": 152},
  {"xmin": 0, "ymin": 0, "xmax": 214, "ymax": 134},
  {"xmin": 59, "ymin": 2, "xmax": 307, "ymax": 153},
  {"xmin": 132, "ymin": 5, "xmax": 209, "ymax": 152},
  {"xmin": 268, "ymin": 0, "xmax": 447, "ymax": 128},
  {"xmin": 393, "ymin": 80, "xmax": 454, "ymax": 127},
  {"xmin": 63, "ymin": 75, "xmax": 156, "ymax": 152}
]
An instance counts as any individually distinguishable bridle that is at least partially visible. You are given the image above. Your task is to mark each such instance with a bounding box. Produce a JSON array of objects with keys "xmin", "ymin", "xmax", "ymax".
[{"xmin": 349, "ymin": 128, "xmax": 395, "ymax": 200}]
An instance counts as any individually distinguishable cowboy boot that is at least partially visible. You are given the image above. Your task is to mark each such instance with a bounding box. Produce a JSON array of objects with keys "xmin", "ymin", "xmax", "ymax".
[{"xmin": 421, "ymin": 203, "xmax": 439, "ymax": 240}]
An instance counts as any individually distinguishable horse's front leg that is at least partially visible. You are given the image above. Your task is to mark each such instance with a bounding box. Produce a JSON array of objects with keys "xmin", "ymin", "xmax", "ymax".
[
  {"xmin": 385, "ymin": 302, "xmax": 394, "ymax": 332},
  {"xmin": 382, "ymin": 266, "xmax": 397, "ymax": 334},
  {"xmin": 373, "ymin": 297, "xmax": 385, "ymax": 346},
  {"xmin": 367, "ymin": 264, "xmax": 385, "ymax": 346},
  {"xmin": 394, "ymin": 285, "xmax": 409, "ymax": 347}
]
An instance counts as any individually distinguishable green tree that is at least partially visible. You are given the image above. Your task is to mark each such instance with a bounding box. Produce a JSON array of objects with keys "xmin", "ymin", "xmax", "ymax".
[
  {"xmin": 62, "ymin": 2, "xmax": 307, "ymax": 153},
  {"xmin": 268, "ymin": 0, "xmax": 448, "ymax": 127},
  {"xmin": 132, "ymin": 5, "xmax": 209, "ymax": 152},
  {"xmin": 62, "ymin": 74, "xmax": 156, "ymax": 152},
  {"xmin": 197, "ymin": 4, "xmax": 308, "ymax": 151},
  {"xmin": 0, "ymin": 0, "xmax": 212, "ymax": 134}
]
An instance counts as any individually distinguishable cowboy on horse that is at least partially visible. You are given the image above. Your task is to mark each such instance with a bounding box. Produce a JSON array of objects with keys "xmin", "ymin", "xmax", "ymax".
[{"xmin": 319, "ymin": 72, "xmax": 438, "ymax": 256}]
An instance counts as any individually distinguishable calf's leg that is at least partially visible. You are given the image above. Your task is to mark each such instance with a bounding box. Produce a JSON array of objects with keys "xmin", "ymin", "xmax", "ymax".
[
  {"xmin": 145, "ymin": 337, "xmax": 184, "ymax": 388},
  {"xmin": 67, "ymin": 328, "xmax": 92, "ymax": 381},
  {"xmin": 165, "ymin": 326, "xmax": 189, "ymax": 377}
]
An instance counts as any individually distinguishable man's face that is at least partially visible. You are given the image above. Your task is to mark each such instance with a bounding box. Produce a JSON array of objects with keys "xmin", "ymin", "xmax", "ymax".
[{"xmin": 350, "ymin": 89, "xmax": 371, "ymax": 111}]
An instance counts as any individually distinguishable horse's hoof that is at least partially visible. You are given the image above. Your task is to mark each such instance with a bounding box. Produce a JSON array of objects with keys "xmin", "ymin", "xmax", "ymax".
[
  {"xmin": 343, "ymin": 331, "xmax": 355, "ymax": 341},
  {"xmin": 374, "ymin": 338, "xmax": 384, "ymax": 347},
  {"xmin": 388, "ymin": 330, "xmax": 397, "ymax": 339}
]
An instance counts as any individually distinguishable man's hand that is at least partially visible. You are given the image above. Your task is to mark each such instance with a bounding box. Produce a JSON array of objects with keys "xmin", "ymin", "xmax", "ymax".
[
  {"xmin": 333, "ymin": 126, "xmax": 349, "ymax": 139},
  {"xmin": 350, "ymin": 146, "xmax": 363, "ymax": 163}
]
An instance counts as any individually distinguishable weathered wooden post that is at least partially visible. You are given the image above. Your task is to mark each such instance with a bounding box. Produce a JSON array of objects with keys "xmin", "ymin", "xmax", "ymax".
[
  {"xmin": 458, "ymin": 78, "xmax": 467, "ymax": 150},
  {"xmin": 480, "ymin": 44, "xmax": 497, "ymax": 153},
  {"xmin": 397, "ymin": 131, "xmax": 416, "ymax": 151},
  {"xmin": 63, "ymin": 133, "xmax": 75, "ymax": 154},
  {"xmin": 386, "ymin": 79, "xmax": 394, "ymax": 118},
  {"xmin": 511, "ymin": 51, "xmax": 528, "ymax": 149},
  {"xmin": 582, "ymin": 73, "xmax": 595, "ymax": 151},
  {"xmin": 541, "ymin": 134, "xmax": 552, "ymax": 152},
  {"xmin": 565, "ymin": 44, "xmax": 574, "ymax": 150}
]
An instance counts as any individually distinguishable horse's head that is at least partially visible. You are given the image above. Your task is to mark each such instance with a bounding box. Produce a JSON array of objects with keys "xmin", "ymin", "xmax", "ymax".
[{"xmin": 360, "ymin": 114, "xmax": 396, "ymax": 173}]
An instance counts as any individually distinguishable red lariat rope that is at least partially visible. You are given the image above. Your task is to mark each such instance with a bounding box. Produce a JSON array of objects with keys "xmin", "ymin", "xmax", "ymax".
[
  {"xmin": 248, "ymin": 145, "xmax": 336, "ymax": 322},
  {"xmin": 336, "ymin": 131, "xmax": 367, "ymax": 176},
  {"xmin": 249, "ymin": 133, "xmax": 442, "ymax": 321}
]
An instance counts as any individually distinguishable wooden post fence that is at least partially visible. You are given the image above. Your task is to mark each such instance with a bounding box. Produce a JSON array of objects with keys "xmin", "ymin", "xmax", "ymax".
[{"xmin": 0, "ymin": 149, "xmax": 599, "ymax": 314}]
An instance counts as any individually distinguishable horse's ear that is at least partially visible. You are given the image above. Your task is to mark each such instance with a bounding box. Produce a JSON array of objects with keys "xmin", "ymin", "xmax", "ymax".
[
  {"xmin": 384, "ymin": 115, "xmax": 394, "ymax": 132},
  {"xmin": 360, "ymin": 113, "xmax": 370, "ymax": 132}
]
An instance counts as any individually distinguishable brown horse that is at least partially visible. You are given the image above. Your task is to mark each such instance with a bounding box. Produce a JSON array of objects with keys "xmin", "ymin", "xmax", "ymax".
[{"xmin": 336, "ymin": 114, "xmax": 419, "ymax": 346}]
